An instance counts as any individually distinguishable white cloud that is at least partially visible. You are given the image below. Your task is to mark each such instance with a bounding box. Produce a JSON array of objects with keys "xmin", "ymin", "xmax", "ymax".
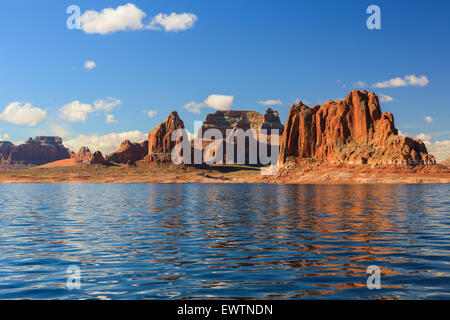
[
  {"xmin": 0, "ymin": 133, "xmax": 12, "ymax": 141},
  {"xmin": 106, "ymin": 114, "xmax": 118, "ymax": 124},
  {"xmin": 147, "ymin": 12, "xmax": 198, "ymax": 31},
  {"xmin": 427, "ymin": 140, "xmax": 450, "ymax": 162},
  {"xmin": 0, "ymin": 102, "xmax": 47, "ymax": 126},
  {"xmin": 337, "ymin": 80, "xmax": 347, "ymax": 88},
  {"xmin": 414, "ymin": 133, "xmax": 450, "ymax": 162},
  {"xmin": 379, "ymin": 93, "xmax": 394, "ymax": 103},
  {"xmin": 65, "ymin": 130, "xmax": 147, "ymax": 155},
  {"xmin": 425, "ymin": 116, "xmax": 433, "ymax": 123},
  {"xmin": 59, "ymin": 101, "xmax": 94, "ymax": 122},
  {"xmin": 353, "ymin": 80, "xmax": 367, "ymax": 88},
  {"xmin": 415, "ymin": 133, "xmax": 432, "ymax": 142},
  {"xmin": 94, "ymin": 97, "xmax": 121, "ymax": 111},
  {"xmin": 184, "ymin": 94, "xmax": 234, "ymax": 114},
  {"xmin": 80, "ymin": 3, "xmax": 147, "ymax": 35},
  {"xmin": 147, "ymin": 110, "xmax": 158, "ymax": 118},
  {"xmin": 259, "ymin": 99, "xmax": 283, "ymax": 106},
  {"xmin": 373, "ymin": 75, "xmax": 429, "ymax": 88},
  {"xmin": 79, "ymin": 4, "xmax": 197, "ymax": 34},
  {"xmin": 204, "ymin": 94, "xmax": 234, "ymax": 111},
  {"xmin": 184, "ymin": 101, "xmax": 204, "ymax": 114},
  {"xmin": 404, "ymin": 75, "xmax": 429, "ymax": 86},
  {"xmin": 49, "ymin": 123, "xmax": 70, "ymax": 138},
  {"xmin": 84, "ymin": 60, "xmax": 96, "ymax": 70}
]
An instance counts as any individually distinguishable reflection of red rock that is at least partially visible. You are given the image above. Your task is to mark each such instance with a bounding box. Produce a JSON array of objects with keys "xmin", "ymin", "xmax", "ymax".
[
  {"xmin": 5, "ymin": 136, "xmax": 72, "ymax": 165},
  {"xmin": 106, "ymin": 140, "xmax": 148, "ymax": 164},
  {"xmin": 147, "ymin": 111, "xmax": 185, "ymax": 161},
  {"xmin": 279, "ymin": 90, "xmax": 436, "ymax": 165},
  {"xmin": 72, "ymin": 147, "xmax": 106, "ymax": 164}
]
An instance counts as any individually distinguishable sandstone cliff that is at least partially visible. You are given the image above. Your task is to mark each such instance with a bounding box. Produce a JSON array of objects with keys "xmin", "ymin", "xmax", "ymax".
[
  {"xmin": 3, "ymin": 136, "xmax": 72, "ymax": 165},
  {"xmin": 279, "ymin": 90, "xmax": 436, "ymax": 166},
  {"xmin": 106, "ymin": 140, "xmax": 148, "ymax": 164},
  {"xmin": 147, "ymin": 111, "xmax": 185, "ymax": 161},
  {"xmin": 196, "ymin": 108, "xmax": 283, "ymax": 164},
  {"xmin": 199, "ymin": 109, "xmax": 284, "ymax": 137},
  {"xmin": 72, "ymin": 147, "xmax": 106, "ymax": 164}
]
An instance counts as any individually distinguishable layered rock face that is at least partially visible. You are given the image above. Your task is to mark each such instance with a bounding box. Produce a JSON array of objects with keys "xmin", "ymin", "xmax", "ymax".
[
  {"xmin": 147, "ymin": 111, "xmax": 185, "ymax": 161},
  {"xmin": 200, "ymin": 109, "xmax": 284, "ymax": 136},
  {"xmin": 2, "ymin": 136, "xmax": 72, "ymax": 165},
  {"xmin": 261, "ymin": 108, "xmax": 285, "ymax": 134},
  {"xmin": 196, "ymin": 108, "xmax": 284, "ymax": 164},
  {"xmin": 279, "ymin": 90, "xmax": 436, "ymax": 165},
  {"xmin": 106, "ymin": 140, "xmax": 148, "ymax": 164},
  {"xmin": 72, "ymin": 147, "xmax": 106, "ymax": 164}
]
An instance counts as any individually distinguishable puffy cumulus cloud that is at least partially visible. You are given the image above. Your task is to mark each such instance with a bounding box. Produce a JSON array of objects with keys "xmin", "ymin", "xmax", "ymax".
[
  {"xmin": 94, "ymin": 97, "xmax": 121, "ymax": 111},
  {"xmin": 259, "ymin": 99, "xmax": 282, "ymax": 106},
  {"xmin": 84, "ymin": 60, "xmax": 96, "ymax": 70},
  {"xmin": 0, "ymin": 133, "xmax": 12, "ymax": 141},
  {"xmin": 0, "ymin": 102, "xmax": 47, "ymax": 126},
  {"xmin": 379, "ymin": 93, "xmax": 394, "ymax": 103},
  {"xmin": 59, "ymin": 101, "xmax": 94, "ymax": 122},
  {"xmin": 49, "ymin": 123, "xmax": 70, "ymax": 138},
  {"xmin": 65, "ymin": 130, "xmax": 147, "ymax": 155},
  {"xmin": 204, "ymin": 94, "xmax": 234, "ymax": 111},
  {"xmin": 373, "ymin": 75, "xmax": 429, "ymax": 88},
  {"xmin": 146, "ymin": 110, "xmax": 158, "ymax": 118},
  {"xmin": 184, "ymin": 101, "xmax": 204, "ymax": 114},
  {"xmin": 147, "ymin": 12, "xmax": 198, "ymax": 31},
  {"xmin": 415, "ymin": 133, "xmax": 432, "ymax": 142},
  {"xmin": 425, "ymin": 116, "xmax": 433, "ymax": 123},
  {"xmin": 353, "ymin": 80, "xmax": 367, "ymax": 88},
  {"xmin": 184, "ymin": 94, "xmax": 234, "ymax": 114},
  {"xmin": 106, "ymin": 114, "xmax": 118, "ymax": 124},
  {"xmin": 80, "ymin": 3, "xmax": 147, "ymax": 35},
  {"xmin": 427, "ymin": 140, "xmax": 450, "ymax": 162},
  {"xmin": 79, "ymin": 3, "xmax": 197, "ymax": 34},
  {"xmin": 414, "ymin": 133, "xmax": 450, "ymax": 162}
]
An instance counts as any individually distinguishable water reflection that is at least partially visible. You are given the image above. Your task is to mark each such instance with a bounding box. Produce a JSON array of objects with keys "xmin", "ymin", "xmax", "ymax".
[{"xmin": 0, "ymin": 183, "xmax": 449, "ymax": 299}]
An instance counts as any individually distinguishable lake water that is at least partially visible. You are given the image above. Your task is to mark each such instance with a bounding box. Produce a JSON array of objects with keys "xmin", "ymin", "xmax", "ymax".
[{"xmin": 0, "ymin": 183, "xmax": 449, "ymax": 300}]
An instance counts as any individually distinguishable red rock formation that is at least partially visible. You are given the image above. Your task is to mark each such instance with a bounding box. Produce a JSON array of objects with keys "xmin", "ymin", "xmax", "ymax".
[
  {"xmin": 148, "ymin": 111, "xmax": 185, "ymax": 155},
  {"xmin": 279, "ymin": 90, "xmax": 436, "ymax": 165},
  {"xmin": 5, "ymin": 136, "xmax": 72, "ymax": 165},
  {"xmin": 72, "ymin": 147, "xmax": 106, "ymax": 164},
  {"xmin": 72, "ymin": 147, "xmax": 92, "ymax": 163},
  {"xmin": 91, "ymin": 151, "xmax": 106, "ymax": 164},
  {"xmin": 106, "ymin": 140, "xmax": 148, "ymax": 163}
]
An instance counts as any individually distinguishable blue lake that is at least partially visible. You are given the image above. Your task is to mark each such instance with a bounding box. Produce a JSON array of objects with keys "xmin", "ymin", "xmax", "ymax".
[{"xmin": 0, "ymin": 183, "xmax": 449, "ymax": 299}]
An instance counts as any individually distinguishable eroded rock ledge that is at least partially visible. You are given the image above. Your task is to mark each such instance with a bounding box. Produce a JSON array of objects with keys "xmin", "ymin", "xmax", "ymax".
[{"xmin": 279, "ymin": 90, "xmax": 435, "ymax": 166}]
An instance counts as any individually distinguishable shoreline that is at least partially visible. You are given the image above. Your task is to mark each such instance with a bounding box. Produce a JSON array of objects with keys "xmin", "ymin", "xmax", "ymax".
[{"xmin": 0, "ymin": 162, "xmax": 448, "ymax": 185}]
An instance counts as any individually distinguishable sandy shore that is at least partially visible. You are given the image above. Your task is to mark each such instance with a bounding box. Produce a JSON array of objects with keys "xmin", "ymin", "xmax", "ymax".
[{"xmin": 0, "ymin": 161, "xmax": 448, "ymax": 184}]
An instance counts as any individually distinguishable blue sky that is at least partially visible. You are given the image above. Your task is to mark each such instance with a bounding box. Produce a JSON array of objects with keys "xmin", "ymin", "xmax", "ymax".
[{"xmin": 0, "ymin": 0, "xmax": 449, "ymax": 159}]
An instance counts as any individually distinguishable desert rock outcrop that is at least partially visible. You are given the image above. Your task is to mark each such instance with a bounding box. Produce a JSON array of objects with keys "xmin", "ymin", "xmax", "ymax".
[
  {"xmin": 279, "ymin": 90, "xmax": 436, "ymax": 165},
  {"xmin": 106, "ymin": 140, "xmax": 148, "ymax": 163},
  {"xmin": 2, "ymin": 136, "xmax": 71, "ymax": 165},
  {"xmin": 147, "ymin": 111, "xmax": 185, "ymax": 161}
]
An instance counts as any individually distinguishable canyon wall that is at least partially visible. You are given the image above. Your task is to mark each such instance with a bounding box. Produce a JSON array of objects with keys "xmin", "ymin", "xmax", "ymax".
[{"xmin": 279, "ymin": 90, "xmax": 436, "ymax": 165}]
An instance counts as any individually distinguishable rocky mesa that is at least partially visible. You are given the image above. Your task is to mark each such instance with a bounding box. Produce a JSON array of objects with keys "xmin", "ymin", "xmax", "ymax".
[
  {"xmin": 279, "ymin": 90, "xmax": 436, "ymax": 166},
  {"xmin": 0, "ymin": 136, "xmax": 72, "ymax": 165}
]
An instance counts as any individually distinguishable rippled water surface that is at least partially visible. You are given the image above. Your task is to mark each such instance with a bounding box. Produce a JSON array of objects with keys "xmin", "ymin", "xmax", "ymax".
[{"xmin": 0, "ymin": 183, "xmax": 449, "ymax": 299}]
